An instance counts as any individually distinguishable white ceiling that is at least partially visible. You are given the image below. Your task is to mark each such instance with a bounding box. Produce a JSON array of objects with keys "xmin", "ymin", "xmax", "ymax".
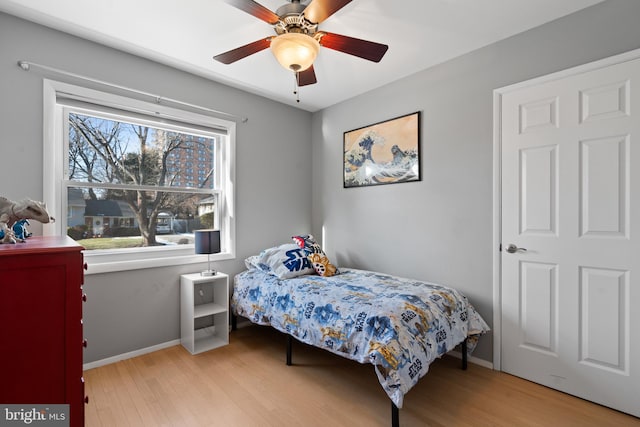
[{"xmin": 0, "ymin": 0, "xmax": 604, "ymax": 112}]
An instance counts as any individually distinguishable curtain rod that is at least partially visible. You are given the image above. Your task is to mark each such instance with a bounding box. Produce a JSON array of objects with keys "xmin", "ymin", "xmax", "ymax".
[{"xmin": 17, "ymin": 60, "xmax": 248, "ymax": 123}]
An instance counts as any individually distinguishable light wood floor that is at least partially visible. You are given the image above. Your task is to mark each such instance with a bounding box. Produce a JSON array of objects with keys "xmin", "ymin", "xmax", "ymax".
[{"xmin": 84, "ymin": 325, "xmax": 640, "ymax": 426}]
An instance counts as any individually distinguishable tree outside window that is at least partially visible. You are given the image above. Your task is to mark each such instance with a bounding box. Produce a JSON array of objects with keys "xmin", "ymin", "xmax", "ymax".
[{"xmin": 66, "ymin": 111, "xmax": 219, "ymax": 249}]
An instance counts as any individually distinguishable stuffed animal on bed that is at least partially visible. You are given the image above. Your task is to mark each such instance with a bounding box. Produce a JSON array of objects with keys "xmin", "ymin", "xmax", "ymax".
[
  {"xmin": 308, "ymin": 252, "xmax": 338, "ymax": 277},
  {"xmin": 292, "ymin": 234, "xmax": 339, "ymax": 277}
]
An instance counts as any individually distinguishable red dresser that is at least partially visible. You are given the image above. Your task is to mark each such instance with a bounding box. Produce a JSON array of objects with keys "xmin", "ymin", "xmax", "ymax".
[{"xmin": 0, "ymin": 236, "xmax": 86, "ymax": 427}]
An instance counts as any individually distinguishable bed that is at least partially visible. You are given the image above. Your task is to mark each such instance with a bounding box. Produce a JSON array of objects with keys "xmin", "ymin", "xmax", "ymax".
[{"xmin": 231, "ymin": 237, "xmax": 489, "ymax": 426}]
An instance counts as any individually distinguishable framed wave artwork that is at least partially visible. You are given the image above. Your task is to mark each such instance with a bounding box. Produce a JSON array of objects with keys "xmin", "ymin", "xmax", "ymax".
[{"xmin": 343, "ymin": 111, "xmax": 421, "ymax": 188}]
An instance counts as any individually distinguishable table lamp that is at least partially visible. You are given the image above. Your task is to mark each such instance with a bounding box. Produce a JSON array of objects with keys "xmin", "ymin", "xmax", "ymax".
[{"xmin": 195, "ymin": 229, "xmax": 221, "ymax": 276}]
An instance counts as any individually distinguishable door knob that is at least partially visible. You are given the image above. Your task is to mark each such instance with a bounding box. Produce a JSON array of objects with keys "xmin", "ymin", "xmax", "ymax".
[{"xmin": 506, "ymin": 244, "xmax": 527, "ymax": 253}]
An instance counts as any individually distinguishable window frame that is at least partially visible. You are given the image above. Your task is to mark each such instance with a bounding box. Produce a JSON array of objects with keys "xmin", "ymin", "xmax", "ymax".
[{"xmin": 43, "ymin": 80, "xmax": 236, "ymax": 274}]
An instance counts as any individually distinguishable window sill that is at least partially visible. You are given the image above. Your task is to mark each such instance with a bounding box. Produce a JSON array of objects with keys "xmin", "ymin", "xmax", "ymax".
[{"xmin": 83, "ymin": 250, "xmax": 234, "ymax": 275}]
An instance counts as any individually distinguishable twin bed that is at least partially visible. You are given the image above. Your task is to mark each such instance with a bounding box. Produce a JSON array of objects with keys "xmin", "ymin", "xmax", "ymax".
[{"xmin": 230, "ymin": 238, "xmax": 489, "ymax": 426}]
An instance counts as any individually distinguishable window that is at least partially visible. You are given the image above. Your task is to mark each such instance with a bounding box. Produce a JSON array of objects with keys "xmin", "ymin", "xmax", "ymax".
[{"xmin": 43, "ymin": 80, "xmax": 236, "ymax": 273}]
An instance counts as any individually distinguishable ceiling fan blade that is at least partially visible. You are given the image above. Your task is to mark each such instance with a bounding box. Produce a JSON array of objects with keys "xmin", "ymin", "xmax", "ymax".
[
  {"xmin": 223, "ymin": 0, "xmax": 280, "ymax": 24},
  {"xmin": 213, "ymin": 38, "xmax": 272, "ymax": 64},
  {"xmin": 318, "ymin": 32, "xmax": 388, "ymax": 63},
  {"xmin": 296, "ymin": 65, "xmax": 317, "ymax": 86},
  {"xmin": 303, "ymin": 0, "xmax": 352, "ymax": 24}
]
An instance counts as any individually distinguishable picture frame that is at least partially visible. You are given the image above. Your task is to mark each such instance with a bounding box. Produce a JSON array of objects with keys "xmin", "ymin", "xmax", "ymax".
[{"xmin": 343, "ymin": 111, "xmax": 421, "ymax": 188}]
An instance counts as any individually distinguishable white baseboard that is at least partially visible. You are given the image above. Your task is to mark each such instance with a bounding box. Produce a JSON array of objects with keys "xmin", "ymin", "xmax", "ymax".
[
  {"xmin": 83, "ymin": 339, "xmax": 181, "ymax": 371},
  {"xmin": 448, "ymin": 350, "xmax": 494, "ymax": 370}
]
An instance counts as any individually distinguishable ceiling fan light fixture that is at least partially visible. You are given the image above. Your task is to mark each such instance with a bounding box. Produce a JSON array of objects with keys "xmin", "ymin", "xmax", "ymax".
[{"xmin": 270, "ymin": 33, "xmax": 320, "ymax": 72}]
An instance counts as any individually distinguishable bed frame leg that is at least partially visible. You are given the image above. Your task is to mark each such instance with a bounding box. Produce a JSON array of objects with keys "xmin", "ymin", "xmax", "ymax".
[
  {"xmin": 461, "ymin": 338, "xmax": 468, "ymax": 370},
  {"xmin": 231, "ymin": 314, "xmax": 237, "ymax": 331},
  {"xmin": 391, "ymin": 402, "xmax": 399, "ymax": 427},
  {"xmin": 286, "ymin": 335, "xmax": 292, "ymax": 366}
]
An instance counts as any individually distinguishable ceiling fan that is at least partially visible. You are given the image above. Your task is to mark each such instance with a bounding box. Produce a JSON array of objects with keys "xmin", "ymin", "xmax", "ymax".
[{"xmin": 213, "ymin": 0, "xmax": 389, "ymax": 87}]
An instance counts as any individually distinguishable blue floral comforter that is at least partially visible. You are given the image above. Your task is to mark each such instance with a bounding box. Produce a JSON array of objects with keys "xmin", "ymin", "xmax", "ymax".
[{"xmin": 231, "ymin": 268, "xmax": 490, "ymax": 408}]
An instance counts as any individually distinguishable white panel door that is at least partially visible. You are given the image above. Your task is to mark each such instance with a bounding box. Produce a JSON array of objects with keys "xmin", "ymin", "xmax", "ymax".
[{"xmin": 500, "ymin": 55, "xmax": 640, "ymax": 417}]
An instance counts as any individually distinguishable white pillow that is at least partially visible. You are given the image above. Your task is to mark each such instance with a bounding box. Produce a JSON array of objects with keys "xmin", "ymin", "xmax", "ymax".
[{"xmin": 246, "ymin": 243, "xmax": 315, "ymax": 279}]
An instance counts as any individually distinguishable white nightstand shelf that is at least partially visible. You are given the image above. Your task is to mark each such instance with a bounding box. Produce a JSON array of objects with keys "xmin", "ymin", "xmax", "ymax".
[
  {"xmin": 194, "ymin": 302, "xmax": 226, "ymax": 318},
  {"xmin": 180, "ymin": 272, "xmax": 229, "ymax": 355}
]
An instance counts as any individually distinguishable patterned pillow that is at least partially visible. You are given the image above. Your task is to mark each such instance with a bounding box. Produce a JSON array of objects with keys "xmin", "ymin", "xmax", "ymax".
[
  {"xmin": 244, "ymin": 255, "xmax": 266, "ymax": 272},
  {"xmin": 292, "ymin": 234, "xmax": 323, "ymax": 254},
  {"xmin": 246, "ymin": 243, "xmax": 315, "ymax": 279},
  {"xmin": 292, "ymin": 234, "xmax": 339, "ymax": 277}
]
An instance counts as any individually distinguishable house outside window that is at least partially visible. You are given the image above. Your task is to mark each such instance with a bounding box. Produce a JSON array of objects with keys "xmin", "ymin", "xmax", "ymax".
[{"xmin": 43, "ymin": 80, "xmax": 236, "ymax": 274}]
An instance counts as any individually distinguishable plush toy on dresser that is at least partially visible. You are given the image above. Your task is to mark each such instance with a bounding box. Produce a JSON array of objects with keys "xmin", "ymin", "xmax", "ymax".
[
  {"xmin": 12, "ymin": 219, "xmax": 32, "ymax": 241},
  {"xmin": 0, "ymin": 197, "xmax": 55, "ymax": 243}
]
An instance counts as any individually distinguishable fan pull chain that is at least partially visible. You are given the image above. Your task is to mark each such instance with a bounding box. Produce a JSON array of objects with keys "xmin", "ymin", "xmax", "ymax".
[{"xmin": 293, "ymin": 74, "xmax": 300, "ymax": 103}]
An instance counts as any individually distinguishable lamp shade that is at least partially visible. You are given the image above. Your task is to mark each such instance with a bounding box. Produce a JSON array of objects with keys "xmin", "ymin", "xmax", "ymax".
[
  {"xmin": 270, "ymin": 33, "xmax": 320, "ymax": 72},
  {"xmin": 195, "ymin": 229, "xmax": 221, "ymax": 255}
]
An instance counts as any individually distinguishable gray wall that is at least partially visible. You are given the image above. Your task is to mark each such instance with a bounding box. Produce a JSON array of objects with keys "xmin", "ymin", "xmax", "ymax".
[
  {"xmin": 3, "ymin": 0, "xmax": 640, "ymax": 366},
  {"xmin": 0, "ymin": 12, "xmax": 312, "ymax": 363},
  {"xmin": 311, "ymin": 0, "xmax": 640, "ymax": 363}
]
